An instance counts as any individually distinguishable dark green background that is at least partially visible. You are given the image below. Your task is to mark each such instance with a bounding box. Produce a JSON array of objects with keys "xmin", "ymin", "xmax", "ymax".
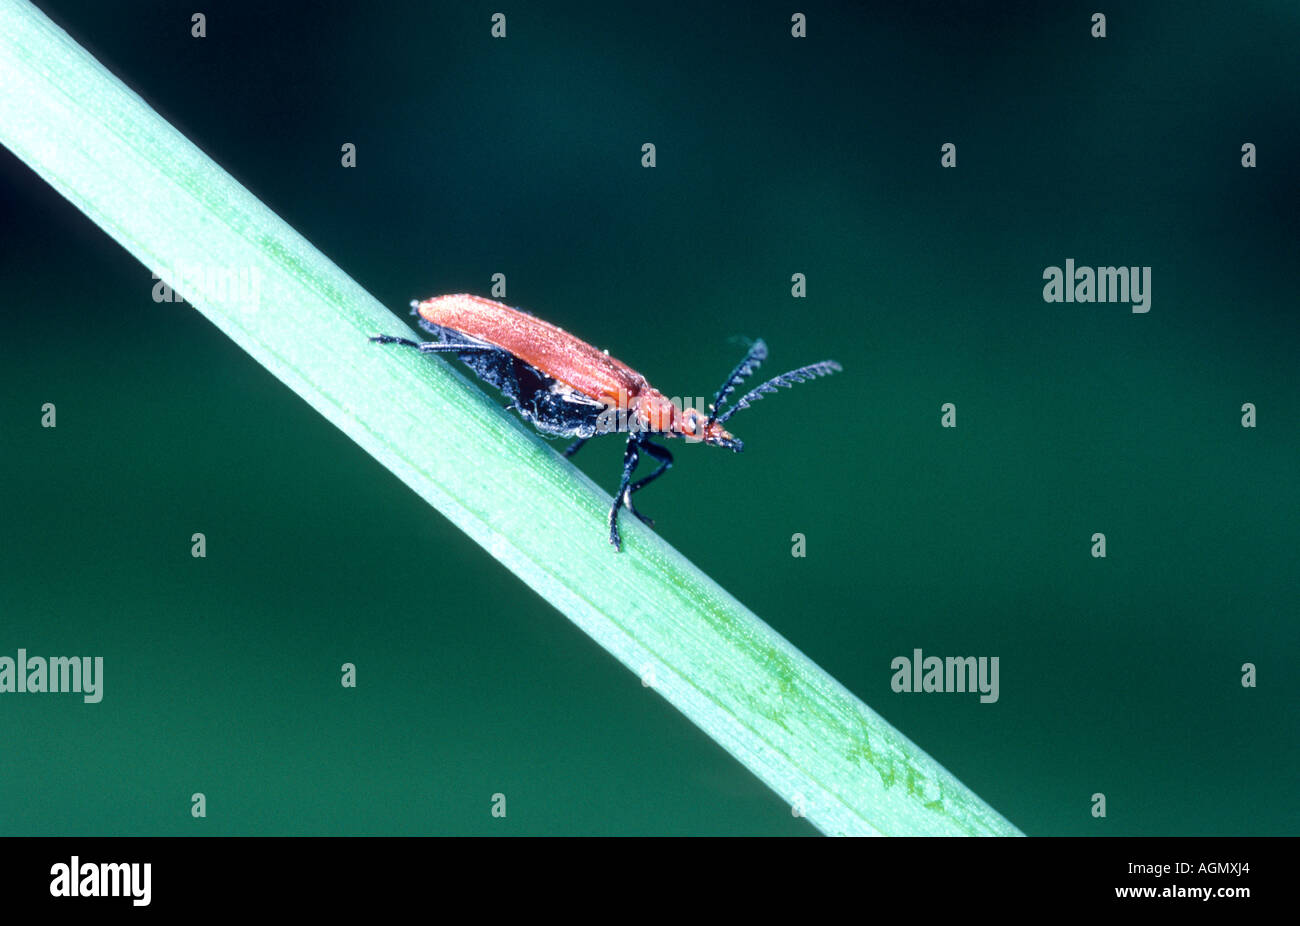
[{"xmin": 2, "ymin": 1, "xmax": 1296, "ymax": 835}]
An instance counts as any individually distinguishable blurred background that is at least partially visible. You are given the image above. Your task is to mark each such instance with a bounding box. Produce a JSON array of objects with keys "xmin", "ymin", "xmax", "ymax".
[{"xmin": 1, "ymin": 0, "xmax": 1296, "ymax": 835}]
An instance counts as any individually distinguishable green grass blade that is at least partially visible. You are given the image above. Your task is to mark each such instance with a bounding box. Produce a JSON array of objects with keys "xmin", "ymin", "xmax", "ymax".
[{"xmin": 0, "ymin": 0, "xmax": 1021, "ymax": 836}]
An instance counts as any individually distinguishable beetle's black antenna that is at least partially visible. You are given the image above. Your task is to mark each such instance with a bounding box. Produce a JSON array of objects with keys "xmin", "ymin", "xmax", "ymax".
[
  {"xmin": 707, "ymin": 339, "xmax": 768, "ymax": 427},
  {"xmin": 715, "ymin": 360, "xmax": 843, "ymax": 425}
]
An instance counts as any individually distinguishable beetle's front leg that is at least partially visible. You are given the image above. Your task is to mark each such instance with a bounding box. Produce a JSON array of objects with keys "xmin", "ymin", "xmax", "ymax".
[
  {"xmin": 608, "ymin": 436, "xmax": 641, "ymax": 551},
  {"xmin": 624, "ymin": 439, "xmax": 672, "ymax": 527}
]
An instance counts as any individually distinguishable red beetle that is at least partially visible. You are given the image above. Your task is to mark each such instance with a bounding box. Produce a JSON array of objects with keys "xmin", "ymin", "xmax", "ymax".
[{"xmin": 373, "ymin": 294, "xmax": 841, "ymax": 550}]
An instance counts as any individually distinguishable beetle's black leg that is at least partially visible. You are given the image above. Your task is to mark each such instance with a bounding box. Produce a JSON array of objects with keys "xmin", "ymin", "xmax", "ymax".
[
  {"xmin": 369, "ymin": 335, "xmax": 498, "ymax": 355},
  {"xmin": 629, "ymin": 440, "xmax": 672, "ymax": 492},
  {"xmin": 369, "ymin": 335, "xmax": 424, "ymax": 349},
  {"xmin": 624, "ymin": 439, "xmax": 673, "ymax": 526},
  {"xmin": 609, "ymin": 436, "xmax": 640, "ymax": 551},
  {"xmin": 563, "ymin": 437, "xmax": 589, "ymax": 458}
]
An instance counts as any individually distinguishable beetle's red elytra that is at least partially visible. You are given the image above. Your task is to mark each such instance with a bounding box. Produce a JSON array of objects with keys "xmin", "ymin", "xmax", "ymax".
[{"xmin": 372, "ymin": 294, "xmax": 841, "ymax": 551}]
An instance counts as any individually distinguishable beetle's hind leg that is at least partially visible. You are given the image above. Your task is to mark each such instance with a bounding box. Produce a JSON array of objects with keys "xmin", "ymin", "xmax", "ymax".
[
  {"xmin": 369, "ymin": 334, "xmax": 424, "ymax": 349},
  {"xmin": 370, "ymin": 334, "xmax": 497, "ymax": 355}
]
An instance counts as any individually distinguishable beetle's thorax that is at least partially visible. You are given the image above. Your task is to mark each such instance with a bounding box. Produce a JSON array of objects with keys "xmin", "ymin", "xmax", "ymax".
[
  {"xmin": 631, "ymin": 390, "xmax": 740, "ymax": 448},
  {"xmin": 631, "ymin": 390, "xmax": 675, "ymax": 432}
]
